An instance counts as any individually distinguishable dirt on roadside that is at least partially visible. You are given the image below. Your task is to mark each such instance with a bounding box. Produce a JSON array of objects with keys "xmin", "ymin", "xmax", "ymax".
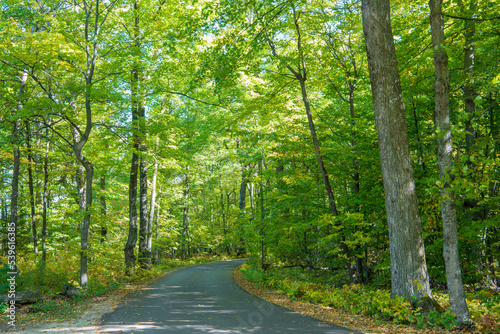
[{"xmin": 1, "ymin": 290, "xmax": 127, "ymax": 334}]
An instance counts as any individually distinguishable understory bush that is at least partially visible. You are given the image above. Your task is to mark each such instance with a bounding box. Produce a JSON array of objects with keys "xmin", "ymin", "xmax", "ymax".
[{"xmin": 241, "ymin": 261, "xmax": 500, "ymax": 332}]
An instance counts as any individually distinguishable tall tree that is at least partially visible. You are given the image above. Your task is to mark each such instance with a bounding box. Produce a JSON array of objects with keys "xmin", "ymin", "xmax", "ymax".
[
  {"xmin": 26, "ymin": 121, "xmax": 38, "ymax": 254},
  {"xmin": 70, "ymin": 0, "xmax": 117, "ymax": 288},
  {"xmin": 9, "ymin": 70, "xmax": 28, "ymax": 275},
  {"xmin": 41, "ymin": 128, "xmax": 49, "ymax": 263},
  {"xmin": 138, "ymin": 99, "xmax": 149, "ymax": 267},
  {"xmin": 124, "ymin": 0, "xmax": 142, "ymax": 274},
  {"xmin": 124, "ymin": 67, "xmax": 140, "ymax": 275},
  {"xmin": 181, "ymin": 167, "xmax": 190, "ymax": 260},
  {"xmin": 429, "ymin": 0, "xmax": 470, "ymax": 323},
  {"xmin": 361, "ymin": 0, "xmax": 433, "ymax": 305},
  {"xmin": 265, "ymin": 6, "xmax": 354, "ymax": 282}
]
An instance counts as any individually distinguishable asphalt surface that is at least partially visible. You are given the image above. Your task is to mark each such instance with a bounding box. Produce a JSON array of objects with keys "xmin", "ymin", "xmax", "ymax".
[{"xmin": 100, "ymin": 259, "xmax": 362, "ymax": 333}]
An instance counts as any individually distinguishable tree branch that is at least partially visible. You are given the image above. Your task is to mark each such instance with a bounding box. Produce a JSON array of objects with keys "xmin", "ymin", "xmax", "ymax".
[{"xmin": 444, "ymin": 13, "xmax": 500, "ymax": 21}]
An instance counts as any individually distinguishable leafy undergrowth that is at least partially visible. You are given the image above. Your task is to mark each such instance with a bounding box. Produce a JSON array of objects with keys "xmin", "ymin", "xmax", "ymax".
[
  {"xmin": 236, "ymin": 261, "xmax": 500, "ymax": 334},
  {"xmin": 0, "ymin": 255, "xmax": 233, "ymax": 327}
]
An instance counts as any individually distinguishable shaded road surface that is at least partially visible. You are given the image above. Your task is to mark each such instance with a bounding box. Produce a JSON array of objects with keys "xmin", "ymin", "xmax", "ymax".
[{"xmin": 100, "ymin": 260, "xmax": 362, "ymax": 333}]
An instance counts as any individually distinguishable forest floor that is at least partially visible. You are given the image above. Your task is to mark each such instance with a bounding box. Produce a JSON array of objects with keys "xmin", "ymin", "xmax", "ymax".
[{"xmin": 232, "ymin": 265, "xmax": 474, "ymax": 334}]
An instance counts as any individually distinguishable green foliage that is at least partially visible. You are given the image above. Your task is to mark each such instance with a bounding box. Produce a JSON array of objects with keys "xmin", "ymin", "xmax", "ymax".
[
  {"xmin": 86, "ymin": 281, "xmax": 121, "ymax": 298},
  {"xmin": 0, "ymin": 263, "xmax": 11, "ymax": 294},
  {"xmin": 30, "ymin": 299, "xmax": 77, "ymax": 316},
  {"xmin": 15, "ymin": 258, "xmax": 74, "ymax": 294},
  {"xmin": 240, "ymin": 262, "xmax": 500, "ymax": 330},
  {"xmin": 410, "ymin": 309, "xmax": 457, "ymax": 331}
]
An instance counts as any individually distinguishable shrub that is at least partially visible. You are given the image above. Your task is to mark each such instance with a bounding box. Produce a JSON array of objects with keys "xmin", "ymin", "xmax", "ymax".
[{"xmin": 240, "ymin": 262, "xmax": 475, "ymax": 330}]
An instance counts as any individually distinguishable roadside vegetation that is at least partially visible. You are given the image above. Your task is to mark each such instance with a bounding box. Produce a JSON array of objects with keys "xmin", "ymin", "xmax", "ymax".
[{"xmin": 239, "ymin": 261, "xmax": 500, "ymax": 333}]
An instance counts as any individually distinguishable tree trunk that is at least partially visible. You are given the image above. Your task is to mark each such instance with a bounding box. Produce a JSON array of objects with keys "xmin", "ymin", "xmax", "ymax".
[
  {"xmin": 125, "ymin": 1, "xmax": 142, "ymax": 273},
  {"xmin": 100, "ymin": 176, "xmax": 107, "ymax": 243},
  {"xmin": 124, "ymin": 88, "xmax": 139, "ymax": 275},
  {"xmin": 462, "ymin": 0, "xmax": 476, "ymax": 159},
  {"xmin": 239, "ymin": 179, "xmax": 247, "ymax": 214},
  {"xmin": 148, "ymin": 160, "xmax": 158, "ymax": 250},
  {"xmin": 9, "ymin": 70, "xmax": 28, "ymax": 275},
  {"xmin": 429, "ymin": 0, "xmax": 470, "ymax": 323},
  {"xmin": 154, "ymin": 189, "xmax": 161, "ymax": 263},
  {"xmin": 146, "ymin": 159, "xmax": 158, "ymax": 266},
  {"xmin": 411, "ymin": 97, "xmax": 427, "ymax": 171},
  {"xmin": 42, "ymin": 128, "xmax": 49, "ymax": 263},
  {"xmin": 361, "ymin": 0, "xmax": 432, "ymax": 303},
  {"xmin": 71, "ymin": 126, "xmax": 86, "ymax": 213},
  {"xmin": 10, "ymin": 146, "xmax": 20, "ymax": 272},
  {"xmin": 259, "ymin": 159, "xmax": 266, "ymax": 269},
  {"xmin": 350, "ymin": 88, "xmax": 360, "ymax": 202},
  {"xmin": 248, "ymin": 183, "xmax": 255, "ymax": 218},
  {"xmin": 138, "ymin": 153, "xmax": 149, "ymax": 267},
  {"xmin": 75, "ymin": 148, "xmax": 93, "ymax": 288},
  {"xmin": 26, "ymin": 122, "xmax": 38, "ymax": 254},
  {"xmin": 181, "ymin": 168, "xmax": 189, "ymax": 261},
  {"xmin": 73, "ymin": 94, "xmax": 94, "ymax": 289}
]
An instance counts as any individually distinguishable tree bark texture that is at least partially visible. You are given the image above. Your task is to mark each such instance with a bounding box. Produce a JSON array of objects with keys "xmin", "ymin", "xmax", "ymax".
[
  {"xmin": 124, "ymin": 150, "xmax": 139, "ymax": 274},
  {"xmin": 26, "ymin": 122, "xmax": 38, "ymax": 254},
  {"xmin": 10, "ymin": 70, "xmax": 28, "ymax": 274},
  {"xmin": 124, "ymin": 82, "xmax": 140, "ymax": 274},
  {"xmin": 125, "ymin": 0, "xmax": 142, "ymax": 273},
  {"xmin": 147, "ymin": 159, "xmax": 158, "ymax": 253},
  {"xmin": 138, "ymin": 154, "xmax": 149, "ymax": 267},
  {"xmin": 10, "ymin": 146, "xmax": 20, "ymax": 270},
  {"xmin": 361, "ymin": 0, "xmax": 432, "ymax": 301},
  {"xmin": 429, "ymin": 0, "xmax": 470, "ymax": 323},
  {"xmin": 100, "ymin": 176, "xmax": 107, "ymax": 243},
  {"xmin": 463, "ymin": 0, "xmax": 476, "ymax": 157},
  {"xmin": 42, "ymin": 128, "xmax": 49, "ymax": 263},
  {"xmin": 181, "ymin": 168, "xmax": 190, "ymax": 261}
]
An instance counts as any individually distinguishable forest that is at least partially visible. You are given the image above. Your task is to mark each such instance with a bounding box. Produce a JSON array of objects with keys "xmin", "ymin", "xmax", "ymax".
[{"xmin": 0, "ymin": 0, "xmax": 499, "ymax": 331}]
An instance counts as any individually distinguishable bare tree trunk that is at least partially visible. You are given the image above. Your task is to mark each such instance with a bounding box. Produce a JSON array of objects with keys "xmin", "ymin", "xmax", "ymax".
[
  {"xmin": 181, "ymin": 168, "xmax": 190, "ymax": 261},
  {"xmin": 125, "ymin": 0, "xmax": 141, "ymax": 274},
  {"xmin": 138, "ymin": 152, "xmax": 149, "ymax": 267},
  {"xmin": 248, "ymin": 183, "xmax": 255, "ymax": 218},
  {"xmin": 239, "ymin": 177, "xmax": 247, "ymax": 215},
  {"xmin": 26, "ymin": 122, "xmax": 38, "ymax": 254},
  {"xmin": 75, "ymin": 148, "xmax": 93, "ymax": 288},
  {"xmin": 42, "ymin": 128, "xmax": 49, "ymax": 263},
  {"xmin": 462, "ymin": 0, "xmax": 476, "ymax": 159},
  {"xmin": 411, "ymin": 97, "xmax": 427, "ymax": 171},
  {"xmin": 259, "ymin": 159, "xmax": 266, "ymax": 269},
  {"xmin": 125, "ymin": 149, "xmax": 139, "ymax": 273},
  {"xmin": 124, "ymin": 80, "xmax": 139, "ymax": 274},
  {"xmin": 73, "ymin": 6, "xmax": 102, "ymax": 284},
  {"xmin": 154, "ymin": 188, "xmax": 161, "ymax": 263},
  {"xmin": 10, "ymin": 145, "xmax": 20, "ymax": 269},
  {"xmin": 72, "ymin": 128, "xmax": 86, "ymax": 213},
  {"xmin": 9, "ymin": 70, "xmax": 28, "ymax": 276},
  {"xmin": 100, "ymin": 176, "xmax": 107, "ymax": 243},
  {"xmin": 146, "ymin": 159, "xmax": 158, "ymax": 266},
  {"xmin": 361, "ymin": 0, "xmax": 433, "ymax": 305},
  {"xmin": 429, "ymin": 0, "xmax": 470, "ymax": 323}
]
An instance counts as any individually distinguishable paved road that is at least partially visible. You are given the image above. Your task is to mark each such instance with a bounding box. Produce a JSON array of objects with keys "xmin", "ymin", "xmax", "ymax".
[{"xmin": 100, "ymin": 260, "xmax": 362, "ymax": 333}]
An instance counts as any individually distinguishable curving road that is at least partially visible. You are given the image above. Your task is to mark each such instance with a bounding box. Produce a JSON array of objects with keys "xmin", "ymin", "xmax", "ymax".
[{"xmin": 100, "ymin": 260, "xmax": 362, "ymax": 333}]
